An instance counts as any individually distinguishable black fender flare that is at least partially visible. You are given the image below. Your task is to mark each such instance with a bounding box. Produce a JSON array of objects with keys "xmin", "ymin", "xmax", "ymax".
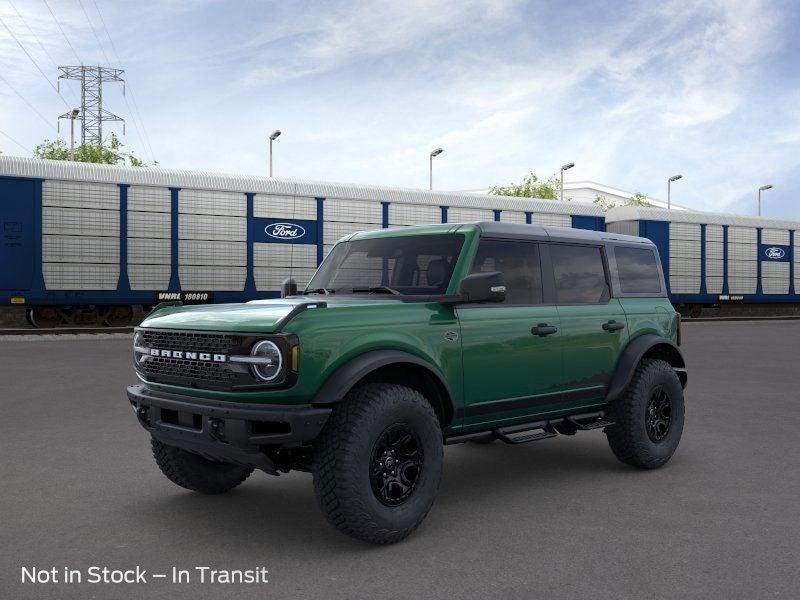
[
  {"xmin": 606, "ymin": 334, "xmax": 687, "ymax": 403},
  {"xmin": 311, "ymin": 349, "xmax": 456, "ymax": 425}
]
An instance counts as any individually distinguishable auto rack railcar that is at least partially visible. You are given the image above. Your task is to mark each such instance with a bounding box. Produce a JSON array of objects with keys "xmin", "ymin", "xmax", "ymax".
[
  {"xmin": 606, "ymin": 206, "xmax": 800, "ymax": 316},
  {"xmin": 0, "ymin": 156, "xmax": 605, "ymax": 326}
]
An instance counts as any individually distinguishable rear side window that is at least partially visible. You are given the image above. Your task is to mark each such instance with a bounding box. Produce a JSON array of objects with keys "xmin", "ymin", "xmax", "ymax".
[
  {"xmin": 470, "ymin": 239, "xmax": 542, "ymax": 304},
  {"xmin": 550, "ymin": 244, "xmax": 609, "ymax": 304},
  {"xmin": 614, "ymin": 246, "xmax": 662, "ymax": 294}
]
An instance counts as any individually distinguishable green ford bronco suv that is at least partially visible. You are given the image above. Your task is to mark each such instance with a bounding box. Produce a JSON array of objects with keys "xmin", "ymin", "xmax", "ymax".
[{"xmin": 127, "ymin": 222, "xmax": 687, "ymax": 544}]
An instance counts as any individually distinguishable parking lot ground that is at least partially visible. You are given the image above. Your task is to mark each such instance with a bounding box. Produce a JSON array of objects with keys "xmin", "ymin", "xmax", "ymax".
[{"xmin": 1, "ymin": 321, "xmax": 798, "ymax": 600}]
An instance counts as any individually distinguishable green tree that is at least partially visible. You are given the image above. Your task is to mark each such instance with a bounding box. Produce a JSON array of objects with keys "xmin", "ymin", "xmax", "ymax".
[
  {"xmin": 34, "ymin": 134, "xmax": 154, "ymax": 167},
  {"xmin": 489, "ymin": 171, "xmax": 562, "ymax": 200},
  {"xmin": 628, "ymin": 191, "xmax": 652, "ymax": 207},
  {"xmin": 593, "ymin": 191, "xmax": 653, "ymax": 212},
  {"xmin": 593, "ymin": 194, "xmax": 617, "ymax": 211}
]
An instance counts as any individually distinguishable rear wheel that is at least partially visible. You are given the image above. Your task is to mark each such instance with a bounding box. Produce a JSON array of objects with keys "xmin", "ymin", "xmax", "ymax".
[
  {"xmin": 605, "ymin": 358, "xmax": 684, "ymax": 469},
  {"xmin": 312, "ymin": 383, "xmax": 443, "ymax": 544},
  {"xmin": 151, "ymin": 438, "xmax": 253, "ymax": 494}
]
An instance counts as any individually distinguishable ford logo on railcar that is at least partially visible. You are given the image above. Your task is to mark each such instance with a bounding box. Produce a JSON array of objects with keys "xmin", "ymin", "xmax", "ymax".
[
  {"xmin": 765, "ymin": 247, "xmax": 786, "ymax": 259},
  {"xmin": 265, "ymin": 222, "xmax": 305, "ymax": 239}
]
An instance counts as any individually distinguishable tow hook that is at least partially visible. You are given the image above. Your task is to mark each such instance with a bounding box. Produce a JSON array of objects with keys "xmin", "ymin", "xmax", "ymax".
[
  {"xmin": 209, "ymin": 418, "xmax": 226, "ymax": 441},
  {"xmin": 135, "ymin": 405, "xmax": 150, "ymax": 426}
]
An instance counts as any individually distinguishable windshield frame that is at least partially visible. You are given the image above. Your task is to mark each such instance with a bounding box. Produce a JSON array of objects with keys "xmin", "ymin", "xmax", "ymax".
[{"xmin": 305, "ymin": 233, "xmax": 467, "ymax": 297}]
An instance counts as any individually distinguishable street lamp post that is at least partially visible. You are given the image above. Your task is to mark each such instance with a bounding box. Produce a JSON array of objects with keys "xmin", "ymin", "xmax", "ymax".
[
  {"xmin": 667, "ymin": 174, "xmax": 682, "ymax": 209},
  {"xmin": 560, "ymin": 162, "xmax": 574, "ymax": 202},
  {"xmin": 69, "ymin": 108, "xmax": 80, "ymax": 161},
  {"xmin": 758, "ymin": 184, "xmax": 773, "ymax": 216},
  {"xmin": 269, "ymin": 130, "xmax": 281, "ymax": 177},
  {"xmin": 429, "ymin": 148, "xmax": 443, "ymax": 190}
]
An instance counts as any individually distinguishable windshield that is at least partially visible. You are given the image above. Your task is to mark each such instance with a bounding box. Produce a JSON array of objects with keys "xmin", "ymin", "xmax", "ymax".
[{"xmin": 306, "ymin": 234, "xmax": 465, "ymax": 295}]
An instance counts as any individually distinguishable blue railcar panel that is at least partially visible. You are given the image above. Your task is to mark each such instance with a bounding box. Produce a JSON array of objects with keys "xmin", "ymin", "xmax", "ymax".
[
  {"xmin": 571, "ymin": 215, "xmax": 605, "ymax": 231},
  {"xmin": 758, "ymin": 243, "xmax": 791, "ymax": 262},
  {"xmin": 251, "ymin": 217, "xmax": 318, "ymax": 245},
  {"xmin": 118, "ymin": 184, "xmax": 131, "ymax": 293},
  {"xmin": 0, "ymin": 177, "xmax": 37, "ymax": 291},
  {"xmin": 699, "ymin": 224, "xmax": 707, "ymax": 295},
  {"xmin": 638, "ymin": 220, "xmax": 670, "ymax": 295},
  {"xmin": 168, "ymin": 188, "xmax": 180, "ymax": 292}
]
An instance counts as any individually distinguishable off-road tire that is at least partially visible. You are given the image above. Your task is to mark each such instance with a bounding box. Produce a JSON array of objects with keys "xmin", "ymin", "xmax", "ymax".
[
  {"xmin": 151, "ymin": 438, "xmax": 253, "ymax": 494},
  {"xmin": 312, "ymin": 383, "xmax": 443, "ymax": 544},
  {"xmin": 605, "ymin": 358, "xmax": 684, "ymax": 469}
]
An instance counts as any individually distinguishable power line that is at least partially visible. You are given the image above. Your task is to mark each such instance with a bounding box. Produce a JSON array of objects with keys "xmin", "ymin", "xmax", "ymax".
[
  {"xmin": 76, "ymin": 0, "xmax": 111, "ymax": 65},
  {"xmin": 0, "ymin": 127, "xmax": 33, "ymax": 153},
  {"xmin": 42, "ymin": 0, "xmax": 83, "ymax": 65},
  {"xmin": 89, "ymin": 0, "xmax": 155, "ymax": 162},
  {"xmin": 6, "ymin": 0, "xmax": 81, "ymax": 105},
  {"xmin": 0, "ymin": 13, "xmax": 71, "ymax": 108},
  {"xmin": 0, "ymin": 72, "xmax": 59, "ymax": 132}
]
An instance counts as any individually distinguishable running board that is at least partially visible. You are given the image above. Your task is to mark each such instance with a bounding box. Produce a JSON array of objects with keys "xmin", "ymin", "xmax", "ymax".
[
  {"xmin": 496, "ymin": 428, "xmax": 557, "ymax": 444},
  {"xmin": 565, "ymin": 412, "xmax": 614, "ymax": 431},
  {"xmin": 444, "ymin": 410, "xmax": 614, "ymax": 445}
]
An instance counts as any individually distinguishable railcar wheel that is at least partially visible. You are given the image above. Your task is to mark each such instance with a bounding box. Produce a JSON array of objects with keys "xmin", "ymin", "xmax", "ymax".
[
  {"xmin": 29, "ymin": 307, "xmax": 62, "ymax": 328},
  {"xmin": 103, "ymin": 305, "xmax": 134, "ymax": 327}
]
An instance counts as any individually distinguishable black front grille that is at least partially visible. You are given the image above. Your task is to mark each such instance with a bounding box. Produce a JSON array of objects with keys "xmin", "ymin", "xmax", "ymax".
[
  {"xmin": 142, "ymin": 355, "xmax": 236, "ymax": 385},
  {"xmin": 139, "ymin": 330, "xmax": 237, "ymax": 354},
  {"xmin": 137, "ymin": 329, "xmax": 246, "ymax": 389},
  {"xmin": 135, "ymin": 328, "xmax": 296, "ymax": 391}
]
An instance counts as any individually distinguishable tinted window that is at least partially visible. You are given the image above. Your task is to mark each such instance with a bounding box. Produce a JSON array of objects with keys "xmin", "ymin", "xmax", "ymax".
[
  {"xmin": 470, "ymin": 240, "xmax": 542, "ymax": 304},
  {"xmin": 307, "ymin": 234, "xmax": 464, "ymax": 295},
  {"xmin": 551, "ymin": 244, "xmax": 608, "ymax": 304},
  {"xmin": 615, "ymin": 246, "xmax": 662, "ymax": 294}
]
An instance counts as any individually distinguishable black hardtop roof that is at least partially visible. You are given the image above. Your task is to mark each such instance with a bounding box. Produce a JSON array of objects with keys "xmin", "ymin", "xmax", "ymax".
[{"xmin": 471, "ymin": 221, "xmax": 654, "ymax": 247}]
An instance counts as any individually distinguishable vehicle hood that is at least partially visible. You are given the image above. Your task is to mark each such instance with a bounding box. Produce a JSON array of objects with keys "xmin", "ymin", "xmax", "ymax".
[{"xmin": 139, "ymin": 296, "xmax": 403, "ymax": 333}]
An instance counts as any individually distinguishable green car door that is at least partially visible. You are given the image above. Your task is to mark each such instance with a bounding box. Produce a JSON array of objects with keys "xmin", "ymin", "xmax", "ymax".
[
  {"xmin": 457, "ymin": 239, "xmax": 564, "ymax": 430},
  {"xmin": 548, "ymin": 243, "xmax": 628, "ymax": 411}
]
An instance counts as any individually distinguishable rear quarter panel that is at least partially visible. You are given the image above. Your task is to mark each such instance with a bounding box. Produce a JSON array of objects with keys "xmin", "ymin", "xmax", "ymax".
[{"xmin": 619, "ymin": 297, "xmax": 678, "ymax": 341}]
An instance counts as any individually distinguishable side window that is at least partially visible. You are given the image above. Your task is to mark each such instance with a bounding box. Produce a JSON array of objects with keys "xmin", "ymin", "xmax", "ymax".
[
  {"xmin": 614, "ymin": 246, "xmax": 662, "ymax": 294},
  {"xmin": 470, "ymin": 240, "xmax": 542, "ymax": 304},
  {"xmin": 550, "ymin": 244, "xmax": 609, "ymax": 304}
]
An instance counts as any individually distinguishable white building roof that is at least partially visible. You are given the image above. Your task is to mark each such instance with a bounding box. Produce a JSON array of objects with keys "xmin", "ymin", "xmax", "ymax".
[
  {"xmin": 606, "ymin": 205, "xmax": 800, "ymax": 230},
  {"xmin": 562, "ymin": 181, "xmax": 689, "ymax": 210},
  {"xmin": 0, "ymin": 156, "xmax": 604, "ymax": 217}
]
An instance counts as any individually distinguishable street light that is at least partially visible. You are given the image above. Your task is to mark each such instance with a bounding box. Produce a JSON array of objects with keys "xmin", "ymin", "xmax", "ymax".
[
  {"xmin": 269, "ymin": 130, "xmax": 281, "ymax": 177},
  {"xmin": 68, "ymin": 108, "xmax": 80, "ymax": 161},
  {"xmin": 560, "ymin": 162, "xmax": 574, "ymax": 202},
  {"xmin": 429, "ymin": 148, "xmax": 443, "ymax": 190},
  {"xmin": 758, "ymin": 184, "xmax": 773, "ymax": 216},
  {"xmin": 667, "ymin": 174, "xmax": 682, "ymax": 209}
]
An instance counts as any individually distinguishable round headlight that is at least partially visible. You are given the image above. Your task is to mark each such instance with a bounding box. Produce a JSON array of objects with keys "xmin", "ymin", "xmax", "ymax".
[
  {"xmin": 251, "ymin": 340, "xmax": 283, "ymax": 382},
  {"xmin": 133, "ymin": 331, "xmax": 145, "ymax": 366}
]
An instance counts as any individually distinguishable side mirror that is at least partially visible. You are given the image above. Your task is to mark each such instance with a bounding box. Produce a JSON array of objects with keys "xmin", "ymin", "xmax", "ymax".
[
  {"xmin": 457, "ymin": 271, "xmax": 506, "ymax": 303},
  {"xmin": 281, "ymin": 277, "xmax": 298, "ymax": 298}
]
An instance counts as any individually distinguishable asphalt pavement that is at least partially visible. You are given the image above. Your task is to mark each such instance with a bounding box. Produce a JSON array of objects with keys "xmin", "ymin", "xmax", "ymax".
[{"xmin": 1, "ymin": 321, "xmax": 798, "ymax": 600}]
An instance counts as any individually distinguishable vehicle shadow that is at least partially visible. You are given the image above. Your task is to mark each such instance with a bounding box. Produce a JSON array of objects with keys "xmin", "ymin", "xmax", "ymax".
[{"xmin": 127, "ymin": 434, "xmax": 633, "ymax": 554}]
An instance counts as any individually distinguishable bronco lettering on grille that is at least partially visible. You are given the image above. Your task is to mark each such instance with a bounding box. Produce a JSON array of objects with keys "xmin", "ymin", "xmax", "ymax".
[{"xmin": 148, "ymin": 349, "xmax": 227, "ymax": 362}]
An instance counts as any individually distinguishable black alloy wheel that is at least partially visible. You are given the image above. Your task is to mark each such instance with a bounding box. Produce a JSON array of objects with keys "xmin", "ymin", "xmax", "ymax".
[
  {"xmin": 369, "ymin": 423, "xmax": 423, "ymax": 506},
  {"xmin": 645, "ymin": 386, "xmax": 672, "ymax": 442}
]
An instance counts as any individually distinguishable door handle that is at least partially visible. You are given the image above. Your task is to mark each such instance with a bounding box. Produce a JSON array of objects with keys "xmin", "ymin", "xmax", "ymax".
[
  {"xmin": 531, "ymin": 323, "xmax": 558, "ymax": 337},
  {"xmin": 602, "ymin": 320, "xmax": 625, "ymax": 332}
]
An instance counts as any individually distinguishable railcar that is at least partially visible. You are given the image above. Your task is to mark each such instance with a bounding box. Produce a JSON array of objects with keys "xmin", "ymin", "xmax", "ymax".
[
  {"xmin": 606, "ymin": 206, "xmax": 800, "ymax": 317},
  {"xmin": 0, "ymin": 157, "xmax": 605, "ymax": 326}
]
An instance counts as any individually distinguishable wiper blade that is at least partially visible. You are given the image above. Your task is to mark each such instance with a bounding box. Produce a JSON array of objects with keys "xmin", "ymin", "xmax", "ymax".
[
  {"xmin": 303, "ymin": 287, "xmax": 334, "ymax": 295},
  {"xmin": 350, "ymin": 285, "xmax": 401, "ymax": 295}
]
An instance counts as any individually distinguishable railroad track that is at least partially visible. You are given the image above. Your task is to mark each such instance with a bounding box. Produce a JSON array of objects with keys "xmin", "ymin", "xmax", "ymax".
[{"xmin": 0, "ymin": 327, "xmax": 134, "ymax": 336}]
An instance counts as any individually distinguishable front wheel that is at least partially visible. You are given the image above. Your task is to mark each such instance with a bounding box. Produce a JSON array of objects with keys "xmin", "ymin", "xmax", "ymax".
[
  {"xmin": 605, "ymin": 358, "xmax": 685, "ymax": 469},
  {"xmin": 312, "ymin": 383, "xmax": 443, "ymax": 544}
]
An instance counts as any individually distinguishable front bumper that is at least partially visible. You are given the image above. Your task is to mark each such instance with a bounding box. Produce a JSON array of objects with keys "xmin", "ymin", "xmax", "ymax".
[{"xmin": 127, "ymin": 384, "xmax": 331, "ymax": 474}]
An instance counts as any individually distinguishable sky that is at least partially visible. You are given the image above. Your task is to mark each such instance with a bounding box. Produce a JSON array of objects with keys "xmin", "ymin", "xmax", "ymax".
[{"xmin": 1, "ymin": 0, "xmax": 799, "ymax": 218}]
